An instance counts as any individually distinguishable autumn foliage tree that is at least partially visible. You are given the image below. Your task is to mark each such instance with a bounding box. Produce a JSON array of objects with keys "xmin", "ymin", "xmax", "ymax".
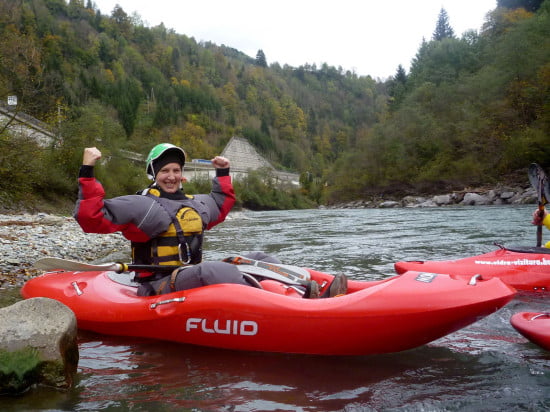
[{"xmin": 497, "ymin": 0, "xmax": 545, "ymax": 11}]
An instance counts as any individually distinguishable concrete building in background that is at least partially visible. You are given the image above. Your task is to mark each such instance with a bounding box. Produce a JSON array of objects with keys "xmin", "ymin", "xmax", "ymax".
[{"xmin": 185, "ymin": 136, "xmax": 299, "ymax": 186}]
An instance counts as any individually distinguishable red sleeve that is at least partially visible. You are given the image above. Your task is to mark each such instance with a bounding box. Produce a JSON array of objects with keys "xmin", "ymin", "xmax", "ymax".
[
  {"xmin": 75, "ymin": 177, "xmax": 124, "ymax": 233},
  {"xmin": 74, "ymin": 177, "xmax": 149, "ymax": 242},
  {"xmin": 206, "ymin": 175, "xmax": 235, "ymax": 230}
]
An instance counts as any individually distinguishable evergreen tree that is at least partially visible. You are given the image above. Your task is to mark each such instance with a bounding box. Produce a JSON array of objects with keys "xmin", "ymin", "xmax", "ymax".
[
  {"xmin": 255, "ymin": 49, "xmax": 267, "ymax": 67},
  {"xmin": 394, "ymin": 64, "xmax": 407, "ymax": 84},
  {"xmin": 432, "ymin": 8, "xmax": 455, "ymax": 41},
  {"xmin": 388, "ymin": 65, "xmax": 408, "ymax": 111}
]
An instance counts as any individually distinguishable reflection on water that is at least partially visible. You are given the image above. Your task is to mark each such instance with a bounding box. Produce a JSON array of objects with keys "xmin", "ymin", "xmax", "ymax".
[
  {"xmin": 8, "ymin": 317, "xmax": 547, "ymax": 411},
  {"xmin": 3, "ymin": 205, "xmax": 550, "ymax": 410}
]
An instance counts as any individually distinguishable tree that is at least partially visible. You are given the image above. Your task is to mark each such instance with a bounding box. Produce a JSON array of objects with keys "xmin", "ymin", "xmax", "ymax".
[
  {"xmin": 497, "ymin": 0, "xmax": 544, "ymax": 12},
  {"xmin": 394, "ymin": 64, "xmax": 407, "ymax": 84},
  {"xmin": 388, "ymin": 65, "xmax": 408, "ymax": 110},
  {"xmin": 408, "ymin": 37, "xmax": 480, "ymax": 87},
  {"xmin": 433, "ymin": 8, "xmax": 455, "ymax": 41},
  {"xmin": 110, "ymin": 5, "xmax": 132, "ymax": 38},
  {"xmin": 255, "ymin": 49, "xmax": 267, "ymax": 67},
  {"xmin": 0, "ymin": 25, "xmax": 51, "ymax": 118}
]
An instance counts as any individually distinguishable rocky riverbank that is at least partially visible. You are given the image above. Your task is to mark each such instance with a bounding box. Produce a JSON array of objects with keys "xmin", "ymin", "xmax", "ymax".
[
  {"xmin": 0, "ymin": 213, "xmax": 129, "ymax": 289},
  {"xmin": 324, "ymin": 184, "xmax": 537, "ymax": 209},
  {"xmin": 0, "ymin": 184, "xmax": 539, "ymax": 289}
]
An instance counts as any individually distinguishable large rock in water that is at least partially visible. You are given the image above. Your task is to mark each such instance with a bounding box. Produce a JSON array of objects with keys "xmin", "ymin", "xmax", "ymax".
[{"xmin": 0, "ymin": 297, "xmax": 78, "ymax": 394}]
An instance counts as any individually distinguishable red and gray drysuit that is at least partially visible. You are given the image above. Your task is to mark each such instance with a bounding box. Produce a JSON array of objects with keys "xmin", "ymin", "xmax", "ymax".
[{"xmin": 73, "ymin": 164, "xmax": 247, "ymax": 295}]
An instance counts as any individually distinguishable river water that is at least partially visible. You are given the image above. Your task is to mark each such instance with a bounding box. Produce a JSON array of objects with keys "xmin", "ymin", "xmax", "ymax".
[{"xmin": 3, "ymin": 205, "xmax": 550, "ymax": 411}]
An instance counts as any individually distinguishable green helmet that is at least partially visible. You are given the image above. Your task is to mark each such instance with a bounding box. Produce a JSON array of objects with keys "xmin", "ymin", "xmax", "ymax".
[{"xmin": 145, "ymin": 143, "xmax": 186, "ymax": 180}]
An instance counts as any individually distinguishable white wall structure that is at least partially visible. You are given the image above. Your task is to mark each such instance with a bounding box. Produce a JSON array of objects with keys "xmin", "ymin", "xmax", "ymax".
[{"xmin": 0, "ymin": 104, "xmax": 55, "ymax": 146}]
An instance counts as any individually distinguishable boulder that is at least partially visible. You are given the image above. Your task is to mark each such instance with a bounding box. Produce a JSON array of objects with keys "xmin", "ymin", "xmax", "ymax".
[
  {"xmin": 402, "ymin": 196, "xmax": 427, "ymax": 207},
  {"xmin": 451, "ymin": 192, "xmax": 465, "ymax": 203},
  {"xmin": 417, "ymin": 199, "xmax": 438, "ymax": 207},
  {"xmin": 0, "ymin": 298, "xmax": 78, "ymax": 394},
  {"xmin": 461, "ymin": 192, "xmax": 490, "ymax": 206},
  {"xmin": 487, "ymin": 190, "xmax": 497, "ymax": 201},
  {"xmin": 432, "ymin": 194, "xmax": 451, "ymax": 206},
  {"xmin": 379, "ymin": 200, "xmax": 400, "ymax": 208},
  {"xmin": 500, "ymin": 191, "xmax": 516, "ymax": 200}
]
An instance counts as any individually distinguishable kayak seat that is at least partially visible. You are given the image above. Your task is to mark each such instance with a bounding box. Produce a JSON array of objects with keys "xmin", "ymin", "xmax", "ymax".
[{"xmin": 259, "ymin": 279, "xmax": 303, "ymax": 297}]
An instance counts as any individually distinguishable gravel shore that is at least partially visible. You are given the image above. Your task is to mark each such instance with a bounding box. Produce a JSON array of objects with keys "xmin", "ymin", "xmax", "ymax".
[{"xmin": 0, "ymin": 213, "xmax": 130, "ymax": 288}]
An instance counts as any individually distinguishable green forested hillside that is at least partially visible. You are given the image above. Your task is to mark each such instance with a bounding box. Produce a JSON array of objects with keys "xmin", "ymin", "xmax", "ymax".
[
  {"xmin": 330, "ymin": 1, "xmax": 550, "ymax": 201},
  {"xmin": 0, "ymin": 0, "xmax": 548, "ymax": 209}
]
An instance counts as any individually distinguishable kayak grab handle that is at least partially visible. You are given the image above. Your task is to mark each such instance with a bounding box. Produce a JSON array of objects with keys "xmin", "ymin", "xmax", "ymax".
[
  {"xmin": 150, "ymin": 297, "xmax": 186, "ymax": 309},
  {"xmin": 71, "ymin": 281, "xmax": 83, "ymax": 295},
  {"xmin": 531, "ymin": 313, "xmax": 550, "ymax": 321},
  {"xmin": 468, "ymin": 274, "xmax": 482, "ymax": 286}
]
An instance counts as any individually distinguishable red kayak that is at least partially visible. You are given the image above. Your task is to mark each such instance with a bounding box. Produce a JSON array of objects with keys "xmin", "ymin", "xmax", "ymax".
[
  {"xmin": 394, "ymin": 245, "xmax": 550, "ymax": 292},
  {"xmin": 21, "ymin": 264, "xmax": 515, "ymax": 356},
  {"xmin": 510, "ymin": 312, "xmax": 550, "ymax": 351}
]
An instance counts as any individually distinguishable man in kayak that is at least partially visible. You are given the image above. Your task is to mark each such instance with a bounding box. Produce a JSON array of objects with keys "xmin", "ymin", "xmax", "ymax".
[{"xmin": 74, "ymin": 144, "xmax": 345, "ymax": 298}]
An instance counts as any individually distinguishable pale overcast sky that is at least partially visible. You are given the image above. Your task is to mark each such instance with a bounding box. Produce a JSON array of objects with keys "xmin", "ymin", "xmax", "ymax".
[{"xmin": 92, "ymin": 0, "xmax": 497, "ymax": 79}]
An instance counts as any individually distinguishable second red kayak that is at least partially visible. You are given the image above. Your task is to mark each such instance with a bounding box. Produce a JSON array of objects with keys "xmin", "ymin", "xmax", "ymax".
[
  {"xmin": 510, "ymin": 312, "xmax": 550, "ymax": 351},
  {"xmin": 394, "ymin": 245, "xmax": 550, "ymax": 292}
]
